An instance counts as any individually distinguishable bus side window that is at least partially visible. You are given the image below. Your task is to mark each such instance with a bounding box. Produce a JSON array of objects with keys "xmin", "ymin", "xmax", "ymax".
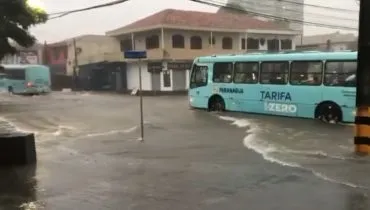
[
  {"xmin": 324, "ymin": 60, "xmax": 357, "ymax": 87},
  {"xmin": 290, "ymin": 61, "xmax": 322, "ymax": 85},
  {"xmin": 233, "ymin": 62, "xmax": 259, "ymax": 84},
  {"xmin": 213, "ymin": 62, "xmax": 233, "ymax": 83},
  {"xmin": 260, "ymin": 62, "xmax": 289, "ymax": 85},
  {"xmin": 190, "ymin": 64, "xmax": 208, "ymax": 88}
]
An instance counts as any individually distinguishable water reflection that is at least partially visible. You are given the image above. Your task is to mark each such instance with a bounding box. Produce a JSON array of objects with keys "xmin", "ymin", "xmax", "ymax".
[
  {"xmin": 0, "ymin": 164, "xmax": 37, "ymax": 209},
  {"xmin": 346, "ymin": 190, "xmax": 369, "ymax": 210}
]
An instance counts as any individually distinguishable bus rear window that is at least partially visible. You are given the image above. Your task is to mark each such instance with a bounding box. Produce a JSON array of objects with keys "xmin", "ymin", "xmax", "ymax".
[
  {"xmin": 5, "ymin": 69, "xmax": 26, "ymax": 80},
  {"xmin": 324, "ymin": 60, "xmax": 356, "ymax": 87}
]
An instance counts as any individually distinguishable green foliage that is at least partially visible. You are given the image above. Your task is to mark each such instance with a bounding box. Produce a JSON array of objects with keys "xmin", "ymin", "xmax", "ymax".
[{"xmin": 0, "ymin": 0, "xmax": 48, "ymax": 59}]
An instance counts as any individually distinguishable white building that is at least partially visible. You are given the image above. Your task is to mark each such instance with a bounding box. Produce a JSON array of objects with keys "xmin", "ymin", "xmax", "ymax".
[{"xmin": 106, "ymin": 9, "xmax": 298, "ymax": 94}]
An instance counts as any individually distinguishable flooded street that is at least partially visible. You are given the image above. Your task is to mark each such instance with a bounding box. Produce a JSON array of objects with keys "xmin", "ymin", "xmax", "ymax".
[{"xmin": 0, "ymin": 92, "xmax": 368, "ymax": 210}]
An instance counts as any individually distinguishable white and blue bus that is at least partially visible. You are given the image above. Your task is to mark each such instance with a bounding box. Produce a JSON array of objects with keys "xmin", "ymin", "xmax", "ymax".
[
  {"xmin": 188, "ymin": 51, "xmax": 357, "ymax": 123},
  {"xmin": 0, "ymin": 64, "xmax": 52, "ymax": 95}
]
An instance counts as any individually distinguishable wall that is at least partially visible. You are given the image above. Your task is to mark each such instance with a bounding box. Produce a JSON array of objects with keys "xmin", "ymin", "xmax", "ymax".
[
  {"xmin": 116, "ymin": 29, "xmax": 296, "ymax": 61},
  {"xmin": 126, "ymin": 62, "xmax": 152, "ymax": 91},
  {"xmin": 246, "ymin": 33, "xmax": 296, "ymax": 51},
  {"xmin": 45, "ymin": 44, "xmax": 68, "ymax": 74},
  {"xmin": 66, "ymin": 35, "xmax": 121, "ymax": 75},
  {"xmin": 163, "ymin": 29, "xmax": 244, "ymax": 60}
]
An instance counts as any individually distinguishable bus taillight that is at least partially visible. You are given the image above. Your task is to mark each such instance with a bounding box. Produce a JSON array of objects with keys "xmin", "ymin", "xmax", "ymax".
[{"xmin": 26, "ymin": 82, "xmax": 32, "ymax": 87}]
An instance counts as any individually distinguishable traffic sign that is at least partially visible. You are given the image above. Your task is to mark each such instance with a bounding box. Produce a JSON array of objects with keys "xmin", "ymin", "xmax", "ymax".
[
  {"xmin": 124, "ymin": 51, "xmax": 147, "ymax": 59},
  {"xmin": 123, "ymin": 50, "xmax": 146, "ymax": 142}
]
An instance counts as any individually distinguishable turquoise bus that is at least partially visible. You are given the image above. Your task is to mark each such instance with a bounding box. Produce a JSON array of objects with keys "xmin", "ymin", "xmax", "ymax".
[
  {"xmin": 188, "ymin": 51, "xmax": 357, "ymax": 123},
  {"xmin": 0, "ymin": 64, "xmax": 52, "ymax": 95}
]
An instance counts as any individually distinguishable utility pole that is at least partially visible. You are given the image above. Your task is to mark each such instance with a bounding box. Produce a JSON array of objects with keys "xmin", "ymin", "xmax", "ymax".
[
  {"xmin": 354, "ymin": 0, "xmax": 370, "ymax": 154},
  {"xmin": 138, "ymin": 59, "xmax": 144, "ymax": 141},
  {"xmin": 73, "ymin": 38, "xmax": 79, "ymax": 90}
]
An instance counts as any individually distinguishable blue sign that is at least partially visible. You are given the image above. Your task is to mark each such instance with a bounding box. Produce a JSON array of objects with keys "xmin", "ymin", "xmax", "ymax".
[{"xmin": 124, "ymin": 51, "xmax": 147, "ymax": 59}]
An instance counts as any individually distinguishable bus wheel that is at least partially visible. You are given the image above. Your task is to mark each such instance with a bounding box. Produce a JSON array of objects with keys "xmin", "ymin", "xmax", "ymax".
[
  {"xmin": 316, "ymin": 102, "xmax": 342, "ymax": 124},
  {"xmin": 209, "ymin": 95, "xmax": 225, "ymax": 112}
]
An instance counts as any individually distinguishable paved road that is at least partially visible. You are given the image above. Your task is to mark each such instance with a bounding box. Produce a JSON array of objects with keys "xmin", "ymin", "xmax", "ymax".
[{"xmin": 0, "ymin": 92, "xmax": 368, "ymax": 210}]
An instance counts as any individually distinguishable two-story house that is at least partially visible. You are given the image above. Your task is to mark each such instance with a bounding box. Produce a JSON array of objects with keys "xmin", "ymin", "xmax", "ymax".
[
  {"xmin": 48, "ymin": 35, "xmax": 126, "ymax": 91},
  {"xmin": 106, "ymin": 9, "xmax": 298, "ymax": 94}
]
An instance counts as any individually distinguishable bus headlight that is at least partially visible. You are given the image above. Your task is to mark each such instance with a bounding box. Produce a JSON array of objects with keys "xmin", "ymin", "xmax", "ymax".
[{"xmin": 189, "ymin": 96, "xmax": 193, "ymax": 103}]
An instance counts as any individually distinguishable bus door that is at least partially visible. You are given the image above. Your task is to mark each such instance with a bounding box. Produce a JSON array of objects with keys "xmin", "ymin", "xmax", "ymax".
[
  {"xmin": 189, "ymin": 63, "xmax": 211, "ymax": 109},
  {"xmin": 5, "ymin": 68, "xmax": 26, "ymax": 93},
  {"xmin": 211, "ymin": 62, "xmax": 238, "ymax": 111},
  {"xmin": 289, "ymin": 61, "xmax": 323, "ymax": 118}
]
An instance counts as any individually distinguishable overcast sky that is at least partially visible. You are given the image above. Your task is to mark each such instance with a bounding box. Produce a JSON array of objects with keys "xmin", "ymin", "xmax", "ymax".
[{"xmin": 30, "ymin": 0, "xmax": 359, "ymax": 43}]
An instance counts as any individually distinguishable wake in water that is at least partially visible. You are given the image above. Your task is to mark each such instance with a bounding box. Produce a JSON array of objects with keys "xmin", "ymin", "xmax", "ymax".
[
  {"xmin": 0, "ymin": 116, "xmax": 78, "ymax": 141},
  {"xmin": 218, "ymin": 115, "xmax": 367, "ymax": 189},
  {"xmin": 85, "ymin": 126, "xmax": 138, "ymax": 138}
]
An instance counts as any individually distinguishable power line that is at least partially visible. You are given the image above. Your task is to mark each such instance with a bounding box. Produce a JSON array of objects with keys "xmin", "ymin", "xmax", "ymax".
[
  {"xmin": 229, "ymin": 0, "xmax": 358, "ymax": 22},
  {"xmin": 274, "ymin": 0, "xmax": 358, "ymax": 13},
  {"xmin": 48, "ymin": 0, "xmax": 129, "ymax": 20},
  {"xmin": 191, "ymin": 0, "xmax": 358, "ymax": 30}
]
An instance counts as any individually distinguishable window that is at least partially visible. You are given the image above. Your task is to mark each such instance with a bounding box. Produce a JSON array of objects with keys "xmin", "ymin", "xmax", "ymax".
[
  {"xmin": 290, "ymin": 61, "xmax": 323, "ymax": 85},
  {"xmin": 120, "ymin": 39, "xmax": 132, "ymax": 51},
  {"xmin": 222, "ymin": 37, "xmax": 233, "ymax": 49},
  {"xmin": 281, "ymin": 39, "xmax": 292, "ymax": 50},
  {"xmin": 267, "ymin": 39, "xmax": 279, "ymax": 52},
  {"xmin": 5, "ymin": 69, "xmax": 26, "ymax": 80},
  {"xmin": 145, "ymin": 35, "xmax": 159, "ymax": 49},
  {"xmin": 241, "ymin": 38, "xmax": 246, "ymax": 50},
  {"xmin": 247, "ymin": 38, "xmax": 259, "ymax": 50},
  {"xmin": 234, "ymin": 62, "xmax": 259, "ymax": 84},
  {"xmin": 190, "ymin": 64, "xmax": 208, "ymax": 88},
  {"xmin": 172, "ymin": 34, "xmax": 184, "ymax": 48},
  {"xmin": 260, "ymin": 62, "xmax": 289, "ymax": 84},
  {"xmin": 163, "ymin": 71, "xmax": 171, "ymax": 87},
  {"xmin": 213, "ymin": 62, "xmax": 233, "ymax": 83},
  {"xmin": 324, "ymin": 60, "xmax": 357, "ymax": 87},
  {"xmin": 190, "ymin": 36, "xmax": 202, "ymax": 49}
]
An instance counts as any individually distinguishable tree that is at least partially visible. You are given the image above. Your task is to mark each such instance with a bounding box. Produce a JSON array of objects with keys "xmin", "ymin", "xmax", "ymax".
[{"xmin": 0, "ymin": 0, "xmax": 48, "ymax": 60}]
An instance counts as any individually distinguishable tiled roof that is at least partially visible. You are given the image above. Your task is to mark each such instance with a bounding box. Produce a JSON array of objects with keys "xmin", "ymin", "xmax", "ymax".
[{"xmin": 107, "ymin": 9, "xmax": 288, "ymax": 34}]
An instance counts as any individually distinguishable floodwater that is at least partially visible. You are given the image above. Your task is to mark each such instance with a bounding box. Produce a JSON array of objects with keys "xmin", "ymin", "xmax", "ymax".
[{"xmin": 0, "ymin": 92, "xmax": 367, "ymax": 210}]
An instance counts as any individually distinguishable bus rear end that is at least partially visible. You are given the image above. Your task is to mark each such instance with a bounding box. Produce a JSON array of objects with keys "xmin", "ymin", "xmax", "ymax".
[{"xmin": 25, "ymin": 65, "xmax": 51, "ymax": 95}]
